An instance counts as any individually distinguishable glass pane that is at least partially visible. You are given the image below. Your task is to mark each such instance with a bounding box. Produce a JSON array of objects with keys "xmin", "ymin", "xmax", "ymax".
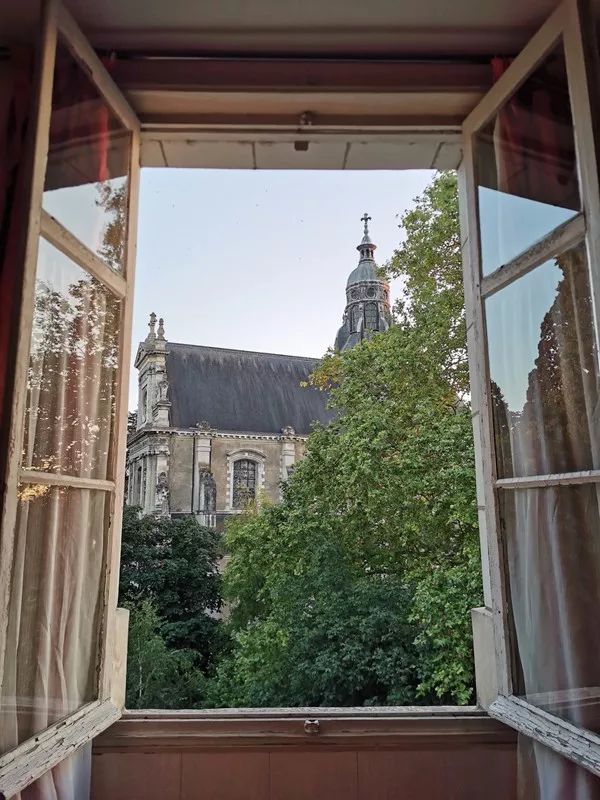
[
  {"xmin": 475, "ymin": 45, "xmax": 580, "ymax": 275},
  {"xmin": 233, "ymin": 459, "xmax": 257, "ymax": 509},
  {"xmin": 22, "ymin": 238, "xmax": 121, "ymax": 479},
  {"xmin": 0, "ymin": 486, "xmax": 107, "ymax": 752},
  {"xmin": 500, "ymin": 484, "xmax": 600, "ymax": 735},
  {"xmin": 486, "ymin": 243, "xmax": 600, "ymax": 478},
  {"xmin": 42, "ymin": 40, "xmax": 131, "ymax": 272}
]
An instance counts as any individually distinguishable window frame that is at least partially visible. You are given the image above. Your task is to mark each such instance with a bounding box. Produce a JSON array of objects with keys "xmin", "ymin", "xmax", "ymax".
[
  {"xmin": 227, "ymin": 449, "xmax": 266, "ymax": 510},
  {"xmin": 0, "ymin": 0, "xmax": 140, "ymax": 794},
  {"xmin": 459, "ymin": 0, "xmax": 600, "ymax": 776}
]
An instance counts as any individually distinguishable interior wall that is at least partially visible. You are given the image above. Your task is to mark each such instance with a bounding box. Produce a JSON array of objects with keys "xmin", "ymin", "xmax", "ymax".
[
  {"xmin": 91, "ymin": 741, "xmax": 517, "ymax": 800},
  {"xmin": 91, "ymin": 714, "xmax": 517, "ymax": 800}
]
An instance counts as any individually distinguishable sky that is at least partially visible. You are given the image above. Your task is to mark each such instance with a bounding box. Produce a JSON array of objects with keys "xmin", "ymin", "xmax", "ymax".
[{"xmin": 129, "ymin": 168, "xmax": 434, "ymax": 409}]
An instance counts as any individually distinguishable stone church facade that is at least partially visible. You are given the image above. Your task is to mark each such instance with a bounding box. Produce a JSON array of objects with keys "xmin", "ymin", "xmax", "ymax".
[{"xmin": 126, "ymin": 215, "xmax": 390, "ymax": 525}]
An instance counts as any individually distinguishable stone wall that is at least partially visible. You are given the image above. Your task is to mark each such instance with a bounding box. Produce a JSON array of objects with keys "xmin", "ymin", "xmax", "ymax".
[{"xmin": 168, "ymin": 434, "xmax": 194, "ymax": 515}]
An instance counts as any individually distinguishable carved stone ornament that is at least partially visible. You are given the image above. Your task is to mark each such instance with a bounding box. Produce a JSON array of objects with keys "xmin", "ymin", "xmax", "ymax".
[{"xmin": 155, "ymin": 471, "xmax": 170, "ymax": 517}]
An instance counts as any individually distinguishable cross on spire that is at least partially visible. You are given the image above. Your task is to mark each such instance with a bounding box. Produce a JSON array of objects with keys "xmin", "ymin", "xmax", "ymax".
[{"xmin": 361, "ymin": 212, "xmax": 371, "ymax": 235}]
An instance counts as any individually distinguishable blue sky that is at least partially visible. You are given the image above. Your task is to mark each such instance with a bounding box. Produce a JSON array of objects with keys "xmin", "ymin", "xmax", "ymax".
[{"xmin": 129, "ymin": 168, "xmax": 434, "ymax": 408}]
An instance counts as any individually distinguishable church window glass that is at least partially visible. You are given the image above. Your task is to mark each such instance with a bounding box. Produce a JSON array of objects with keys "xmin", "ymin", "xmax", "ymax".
[
  {"xmin": 365, "ymin": 302, "xmax": 378, "ymax": 330},
  {"xmin": 233, "ymin": 459, "xmax": 257, "ymax": 509}
]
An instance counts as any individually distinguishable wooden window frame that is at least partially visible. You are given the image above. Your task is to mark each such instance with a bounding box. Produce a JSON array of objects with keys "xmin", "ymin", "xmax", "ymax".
[
  {"xmin": 0, "ymin": 0, "xmax": 140, "ymax": 795},
  {"xmin": 459, "ymin": 0, "xmax": 600, "ymax": 777},
  {"xmin": 0, "ymin": 0, "xmax": 596, "ymax": 793}
]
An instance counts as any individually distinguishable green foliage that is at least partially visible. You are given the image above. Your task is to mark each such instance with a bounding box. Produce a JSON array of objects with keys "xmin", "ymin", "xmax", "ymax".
[
  {"xmin": 209, "ymin": 172, "xmax": 482, "ymax": 708},
  {"xmin": 125, "ymin": 600, "xmax": 206, "ymax": 709},
  {"xmin": 120, "ymin": 508, "xmax": 229, "ymax": 708}
]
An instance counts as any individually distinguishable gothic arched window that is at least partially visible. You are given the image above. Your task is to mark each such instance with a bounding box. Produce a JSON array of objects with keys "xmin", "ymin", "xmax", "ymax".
[
  {"xmin": 365, "ymin": 302, "xmax": 379, "ymax": 330},
  {"xmin": 233, "ymin": 459, "xmax": 257, "ymax": 509}
]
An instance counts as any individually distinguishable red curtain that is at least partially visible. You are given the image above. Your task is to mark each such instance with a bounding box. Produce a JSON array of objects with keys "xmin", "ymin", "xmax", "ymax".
[
  {"xmin": 490, "ymin": 55, "xmax": 578, "ymax": 210},
  {"xmin": 0, "ymin": 50, "xmax": 33, "ymax": 476}
]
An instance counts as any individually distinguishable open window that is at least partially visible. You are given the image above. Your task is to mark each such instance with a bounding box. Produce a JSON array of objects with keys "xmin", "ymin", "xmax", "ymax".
[
  {"xmin": 0, "ymin": 0, "xmax": 140, "ymax": 793},
  {"xmin": 459, "ymin": 0, "xmax": 600, "ymax": 775}
]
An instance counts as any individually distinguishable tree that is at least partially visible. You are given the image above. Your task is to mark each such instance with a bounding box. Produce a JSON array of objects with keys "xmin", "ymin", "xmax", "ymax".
[
  {"xmin": 119, "ymin": 507, "xmax": 229, "ymax": 707},
  {"xmin": 126, "ymin": 600, "xmax": 206, "ymax": 708},
  {"xmin": 208, "ymin": 172, "xmax": 482, "ymax": 707}
]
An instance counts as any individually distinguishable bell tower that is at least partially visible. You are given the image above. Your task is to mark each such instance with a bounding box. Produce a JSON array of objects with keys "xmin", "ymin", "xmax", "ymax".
[{"xmin": 334, "ymin": 214, "xmax": 392, "ymax": 351}]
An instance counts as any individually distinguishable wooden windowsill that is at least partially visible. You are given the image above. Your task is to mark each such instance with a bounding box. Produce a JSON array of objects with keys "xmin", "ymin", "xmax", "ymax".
[{"xmin": 93, "ymin": 707, "xmax": 515, "ymax": 752}]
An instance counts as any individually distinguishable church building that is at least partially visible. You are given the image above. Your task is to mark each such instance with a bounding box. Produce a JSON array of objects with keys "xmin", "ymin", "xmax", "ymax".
[{"xmin": 126, "ymin": 215, "xmax": 391, "ymax": 523}]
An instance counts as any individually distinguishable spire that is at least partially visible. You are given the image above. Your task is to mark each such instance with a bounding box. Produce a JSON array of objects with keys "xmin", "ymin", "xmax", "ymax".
[
  {"xmin": 334, "ymin": 214, "xmax": 392, "ymax": 352},
  {"xmin": 157, "ymin": 317, "xmax": 166, "ymax": 341},
  {"xmin": 357, "ymin": 212, "xmax": 376, "ymax": 263}
]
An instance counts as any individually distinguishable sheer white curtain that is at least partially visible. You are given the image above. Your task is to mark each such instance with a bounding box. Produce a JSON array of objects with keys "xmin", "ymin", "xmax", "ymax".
[{"xmin": 0, "ymin": 264, "xmax": 119, "ymax": 799}]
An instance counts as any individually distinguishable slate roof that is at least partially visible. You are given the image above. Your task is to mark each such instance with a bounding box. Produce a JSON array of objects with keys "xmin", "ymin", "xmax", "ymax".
[{"xmin": 166, "ymin": 343, "xmax": 334, "ymax": 435}]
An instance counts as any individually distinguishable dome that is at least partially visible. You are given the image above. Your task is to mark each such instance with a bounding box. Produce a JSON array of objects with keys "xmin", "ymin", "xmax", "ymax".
[{"xmin": 346, "ymin": 259, "xmax": 379, "ymax": 287}]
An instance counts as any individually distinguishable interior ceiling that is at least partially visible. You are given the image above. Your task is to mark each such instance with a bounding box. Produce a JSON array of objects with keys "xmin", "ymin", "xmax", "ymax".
[
  {"xmin": 3, "ymin": 0, "xmax": 561, "ymax": 57},
  {"xmin": 0, "ymin": 0, "xmax": 580, "ymax": 170}
]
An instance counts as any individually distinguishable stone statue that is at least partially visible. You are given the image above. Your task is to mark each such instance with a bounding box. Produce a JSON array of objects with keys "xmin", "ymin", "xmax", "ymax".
[
  {"xmin": 158, "ymin": 378, "xmax": 169, "ymax": 402},
  {"xmin": 198, "ymin": 469, "xmax": 217, "ymax": 512},
  {"xmin": 155, "ymin": 471, "xmax": 170, "ymax": 516}
]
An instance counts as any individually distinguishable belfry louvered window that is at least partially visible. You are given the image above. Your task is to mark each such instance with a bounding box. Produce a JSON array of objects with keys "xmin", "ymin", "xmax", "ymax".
[{"xmin": 233, "ymin": 459, "xmax": 257, "ymax": 509}]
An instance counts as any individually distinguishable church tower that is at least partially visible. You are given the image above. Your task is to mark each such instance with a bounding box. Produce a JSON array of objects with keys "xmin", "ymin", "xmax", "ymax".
[{"xmin": 334, "ymin": 213, "xmax": 392, "ymax": 351}]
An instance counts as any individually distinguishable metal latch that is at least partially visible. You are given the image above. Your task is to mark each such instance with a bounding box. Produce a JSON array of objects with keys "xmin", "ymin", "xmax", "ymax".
[{"xmin": 304, "ymin": 718, "xmax": 320, "ymax": 735}]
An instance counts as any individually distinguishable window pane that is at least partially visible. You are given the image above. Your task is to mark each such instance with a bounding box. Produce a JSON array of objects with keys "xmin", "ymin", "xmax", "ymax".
[
  {"xmin": 233, "ymin": 459, "xmax": 257, "ymax": 509},
  {"xmin": 500, "ymin": 484, "xmax": 600, "ymax": 734},
  {"xmin": 0, "ymin": 486, "xmax": 107, "ymax": 752},
  {"xmin": 42, "ymin": 41, "xmax": 131, "ymax": 272},
  {"xmin": 365, "ymin": 302, "xmax": 378, "ymax": 331},
  {"xmin": 486, "ymin": 243, "xmax": 600, "ymax": 477},
  {"xmin": 475, "ymin": 45, "xmax": 579, "ymax": 275},
  {"xmin": 22, "ymin": 238, "xmax": 121, "ymax": 479}
]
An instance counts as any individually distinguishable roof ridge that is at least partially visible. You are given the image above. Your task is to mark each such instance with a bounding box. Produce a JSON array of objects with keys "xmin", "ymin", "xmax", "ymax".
[{"xmin": 167, "ymin": 341, "xmax": 322, "ymax": 361}]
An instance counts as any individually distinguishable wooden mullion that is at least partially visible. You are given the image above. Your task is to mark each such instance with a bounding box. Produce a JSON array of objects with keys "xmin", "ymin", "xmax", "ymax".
[
  {"xmin": 56, "ymin": 5, "xmax": 139, "ymax": 134},
  {"xmin": 19, "ymin": 469, "xmax": 115, "ymax": 492},
  {"xmin": 40, "ymin": 210, "xmax": 127, "ymax": 300},
  {"xmin": 564, "ymin": 0, "xmax": 600, "ymax": 367},
  {"xmin": 458, "ymin": 144, "xmax": 514, "ymax": 697},
  {"xmin": 489, "ymin": 694, "xmax": 600, "ymax": 777},
  {"xmin": 496, "ymin": 470, "xmax": 600, "ymax": 490},
  {"xmin": 0, "ymin": 698, "xmax": 120, "ymax": 798},
  {"xmin": 98, "ymin": 128, "xmax": 140, "ymax": 699},
  {"xmin": 481, "ymin": 213, "xmax": 585, "ymax": 298}
]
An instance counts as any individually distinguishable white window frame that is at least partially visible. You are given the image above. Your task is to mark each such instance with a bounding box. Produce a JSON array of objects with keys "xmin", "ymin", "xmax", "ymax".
[
  {"xmin": 459, "ymin": 0, "xmax": 600, "ymax": 775},
  {"xmin": 0, "ymin": 0, "xmax": 140, "ymax": 793}
]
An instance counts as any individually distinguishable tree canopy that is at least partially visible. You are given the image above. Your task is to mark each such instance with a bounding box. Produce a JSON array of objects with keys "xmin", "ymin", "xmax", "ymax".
[
  {"xmin": 119, "ymin": 507, "xmax": 228, "ymax": 707},
  {"xmin": 208, "ymin": 172, "xmax": 482, "ymax": 707}
]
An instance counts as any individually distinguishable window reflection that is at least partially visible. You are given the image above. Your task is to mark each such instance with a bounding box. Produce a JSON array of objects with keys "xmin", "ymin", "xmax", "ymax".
[
  {"xmin": 486, "ymin": 243, "xmax": 600, "ymax": 477},
  {"xmin": 476, "ymin": 45, "xmax": 579, "ymax": 275},
  {"xmin": 42, "ymin": 41, "xmax": 130, "ymax": 271},
  {"xmin": 500, "ymin": 484, "xmax": 600, "ymax": 735},
  {"xmin": 22, "ymin": 239, "xmax": 121, "ymax": 479}
]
